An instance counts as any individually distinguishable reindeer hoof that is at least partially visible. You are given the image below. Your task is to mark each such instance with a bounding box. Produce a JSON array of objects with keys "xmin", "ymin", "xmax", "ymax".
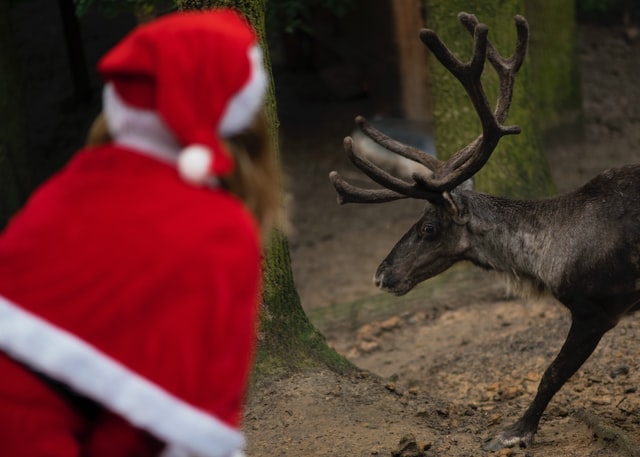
[{"xmin": 483, "ymin": 424, "xmax": 535, "ymax": 452}]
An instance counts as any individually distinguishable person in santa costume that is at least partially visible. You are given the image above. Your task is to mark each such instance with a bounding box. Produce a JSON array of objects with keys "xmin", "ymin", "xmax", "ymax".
[{"xmin": 0, "ymin": 8, "xmax": 285, "ymax": 457}]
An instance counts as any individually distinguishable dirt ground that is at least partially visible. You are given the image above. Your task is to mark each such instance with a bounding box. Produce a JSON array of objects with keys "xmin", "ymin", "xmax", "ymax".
[
  {"xmin": 244, "ymin": 24, "xmax": 640, "ymax": 457},
  {"xmin": 8, "ymin": 4, "xmax": 640, "ymax": 456}
]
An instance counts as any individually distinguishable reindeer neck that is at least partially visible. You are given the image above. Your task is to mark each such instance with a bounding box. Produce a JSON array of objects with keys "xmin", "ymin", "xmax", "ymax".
[{"xmin": 463, "ymin": 192, "xmax": 566, "ymax": 294}]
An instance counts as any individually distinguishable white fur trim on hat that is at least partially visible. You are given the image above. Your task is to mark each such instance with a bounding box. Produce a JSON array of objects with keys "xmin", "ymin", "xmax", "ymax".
[
  {"xmin": 219, "ymin": 45, "xmax": 267, "ymax": 137},
  {"xmin": 103, "ymin": 84, "xmax": 220, "ymax": 187},
  {"xmin": 103, "ymin": 83, "xmax": 181, "ymax": 164}
]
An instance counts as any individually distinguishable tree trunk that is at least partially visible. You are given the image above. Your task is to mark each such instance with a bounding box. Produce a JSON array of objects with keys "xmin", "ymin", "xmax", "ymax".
[
  {"xmin": 0, "ymin": 0, "xmax": 31, "ymax": 229},
  {"xmin": 423, "ymin": 0, "xmax": 567, "ymax": 198},
  {"xmin": 524, "ymin": 0, "xmax": 582, "ymax": 145},
  {"xmin": 177, "ymin": 0, "xmax": 353, "ymax": 378}
]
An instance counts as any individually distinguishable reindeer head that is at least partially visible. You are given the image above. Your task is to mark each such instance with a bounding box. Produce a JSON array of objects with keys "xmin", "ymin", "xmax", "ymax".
[
  {"xmin": 329, "ymin": 12, "xmax": 529, "ymax": 295},
  {"xmin": 374, "ymin": 182, "xmax": 476, "ymax": 295}
]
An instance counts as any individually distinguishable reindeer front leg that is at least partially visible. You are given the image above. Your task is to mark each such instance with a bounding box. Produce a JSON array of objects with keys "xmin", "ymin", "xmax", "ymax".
[{"xmin": 484, "ymin": 310, "xmax": 614, "ymax": 451}]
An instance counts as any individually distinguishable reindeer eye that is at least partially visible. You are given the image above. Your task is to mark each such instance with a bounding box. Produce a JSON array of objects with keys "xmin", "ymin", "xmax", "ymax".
[{"xmin": 420, "ymin": 222, "xmax": 438, "ymax": 239}]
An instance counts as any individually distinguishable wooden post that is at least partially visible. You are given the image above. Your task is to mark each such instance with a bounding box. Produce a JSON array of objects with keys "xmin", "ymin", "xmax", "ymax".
[{"xmin": 390, "ymin": 0, "xmax": 432, "ymax": 123}]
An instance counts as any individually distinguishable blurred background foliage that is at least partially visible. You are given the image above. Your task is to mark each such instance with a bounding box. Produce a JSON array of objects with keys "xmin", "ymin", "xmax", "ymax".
[
  {"xmin": 72, "ymin": 0, "xmax": 358, "ymax": 32},
  {"xmin": 577, "ymin": 0, "xmax": 640, "ymax": 24}
]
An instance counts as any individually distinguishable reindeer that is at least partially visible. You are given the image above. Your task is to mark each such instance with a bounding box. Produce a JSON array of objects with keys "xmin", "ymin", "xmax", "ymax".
[{"xmin": 329, "ymin": 12, "xmax": 640, "ymax": 451}]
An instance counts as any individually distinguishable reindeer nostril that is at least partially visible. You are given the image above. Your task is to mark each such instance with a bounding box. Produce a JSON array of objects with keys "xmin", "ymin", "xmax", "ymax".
[{"xmin": 374, "ymin": 273, "xmax": 383, "ymax": 289}]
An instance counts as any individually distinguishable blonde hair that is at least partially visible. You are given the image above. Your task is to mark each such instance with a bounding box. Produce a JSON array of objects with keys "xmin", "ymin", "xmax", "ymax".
[
  {"xmin": 85, "ymin": 112, "xmax": 288, "ymax": 237},
  {"xmin": 221, "ymin": 111, "xmax": 289, "ymax": 236},
  {"xmin": 85, "ymin": 112, "xmax": 110, "ymax": 147}
]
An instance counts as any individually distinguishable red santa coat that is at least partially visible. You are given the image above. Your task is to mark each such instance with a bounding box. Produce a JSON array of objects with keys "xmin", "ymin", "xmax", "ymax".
[{"xmin": 0, "ymin": 144, "xmax": 261, "ymax": 456}]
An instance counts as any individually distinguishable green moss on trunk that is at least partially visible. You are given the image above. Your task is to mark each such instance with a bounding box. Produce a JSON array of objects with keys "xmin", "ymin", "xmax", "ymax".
[
  {"xmin": 424, "ymin": 0, "xmax": 555, "ymax": 198},
  {"xmin": 524, "ymin": 0, "xmax": 582, "ymax": 143},
  {"xmin": 258, "ymin": 231, "xmax": 353, "ymax": 378}
]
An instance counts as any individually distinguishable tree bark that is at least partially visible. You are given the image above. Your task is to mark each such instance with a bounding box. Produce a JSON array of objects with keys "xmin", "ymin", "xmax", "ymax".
[
  {"xmin": 0, "ymin": 0, "xmax": 31, "ymax": 229},
  {"xmin": 423, "ymin": 0, "xmax": 570, "ymax": 198},
  {"xmin": 524, "ymin": 0, "xmax": 582, "ymax": 144},
  {"xmin": 177, "ymin": 0, "xmax": 353, "ymax": 378}
]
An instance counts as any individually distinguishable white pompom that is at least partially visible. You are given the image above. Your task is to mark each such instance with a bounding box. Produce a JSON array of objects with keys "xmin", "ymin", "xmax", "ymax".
[{"xmin": 177, "ymin": 144, "xmax": 213, "ymax": 185}]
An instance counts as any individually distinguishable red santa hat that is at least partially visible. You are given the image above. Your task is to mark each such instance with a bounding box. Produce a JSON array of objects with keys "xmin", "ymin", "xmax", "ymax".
[{"xmin": 98, "ymin": 9, "xmax": 267, "ymax": 184}]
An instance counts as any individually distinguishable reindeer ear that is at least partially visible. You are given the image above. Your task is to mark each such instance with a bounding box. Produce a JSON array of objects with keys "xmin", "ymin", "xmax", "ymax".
[{"xmin": 442, "ymin": 191, "xmax": 469, "ymax": 225}]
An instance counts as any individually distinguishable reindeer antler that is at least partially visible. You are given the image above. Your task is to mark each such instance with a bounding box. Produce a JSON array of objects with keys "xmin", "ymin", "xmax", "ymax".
[{"xmin": 329, "ymin": 12, "xmax": 529, "ymax": 204}]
